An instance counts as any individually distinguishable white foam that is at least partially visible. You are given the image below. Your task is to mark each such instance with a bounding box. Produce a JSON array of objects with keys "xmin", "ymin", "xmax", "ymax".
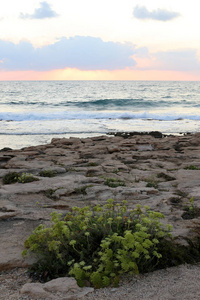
[{"xmin": 1, "ymin": 110, "xmax": 200, "ymax": 121}]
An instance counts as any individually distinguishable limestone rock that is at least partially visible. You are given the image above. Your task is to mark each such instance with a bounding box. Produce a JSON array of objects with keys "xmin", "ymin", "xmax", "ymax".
[
  {"xmin": 20, "ymin": 277, "xmax": 94, "ymax": 299},
  {"xmin": 20, "ymin": 283, "xmax": 51, "ymax": 299},
  {"xmin": 43, "ymin": 277, "xmax": 79, "ymax": 292},
  {"xmin": 0, "ymin": 211, "xmax": 19, "ymax": 220}
]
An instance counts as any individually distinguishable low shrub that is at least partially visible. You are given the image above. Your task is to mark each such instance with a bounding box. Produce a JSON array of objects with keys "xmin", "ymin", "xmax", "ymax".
[
  {"xmin": 146, "ymin": 180, "xmax": 158, "ymax": 189},
  {"xmin": 182, "ymin": 197, "xmax": 200, "ymax": 220},
  {"xmin": 157, "ymin": 172, "xmax": 176, "ymax": 181},
  {"xmin": 104, "ymin": 178, "xmax": 126, "ymax": 188},
  {"xmin": 22, "ymin": 199, "xmax": 176, "ymax": 287},
  {"xmin": 3, "ymin": 172, "xmax": 39, "ymax": 184},
  {"xmin": 73, "ymin": 185, "xmax": 93, "ymax": 195},
  {"xmin": 175, "ymin": 189, "xmax": 188, "ymax": 198},
  {"xmin": 184, "ymin": 165, "xmax": 200, "ymax": 170},
  {"xmin": 2, "ymin": 172, "xmax": 19, "ymax": 184},
  {"xmin": 39, "ymin": 170, "xmax": 57, "ymax": 177},
  {"xmin": 87, "ymin": 162, "xmax": 98, "ymax": 167},
  {"xmin": 44, "ymin": 189, "xmax": 57, "ymax": 199},
  {"xmin": 17, "ymin": 173, "xmax": 39, "ymax": 183}
]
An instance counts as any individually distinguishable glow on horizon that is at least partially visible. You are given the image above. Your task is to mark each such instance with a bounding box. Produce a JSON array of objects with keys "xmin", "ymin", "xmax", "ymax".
[{"xmin": 0, "ymin": 68, "xmax": 199, "ymax": 81}]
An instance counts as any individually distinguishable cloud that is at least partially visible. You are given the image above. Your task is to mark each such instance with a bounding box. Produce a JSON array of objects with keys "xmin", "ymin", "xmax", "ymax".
[
  {"xmin": 134, "ymin": 48, "xmax": 200, "ymax": 72},
  {"xmin": 0, "ymin": 36, "xmax": 137, "ymax": 71},
  {"xmin": 153, "ymin": 49, "xmax": 200, "ymax": 71},
  {"xmin": 20, "ymin": 1, "xmax": 59, "ymax": 19},
  {"xmin": 1, "ymin": 37, "xmax": 197, "ymax": 74},
  {"xmin": 133, "ymin": 5, "xmax": 180, "ymax": 21}
]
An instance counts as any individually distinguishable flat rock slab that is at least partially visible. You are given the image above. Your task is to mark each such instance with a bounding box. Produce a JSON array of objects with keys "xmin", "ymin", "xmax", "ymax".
[
  {"xmin": 1, "ymin": 133, "xmax": 200, "ymax": 270},
  {"xmin": 0, "ymin": 219, "xmax": 42, "ymax": 270}
]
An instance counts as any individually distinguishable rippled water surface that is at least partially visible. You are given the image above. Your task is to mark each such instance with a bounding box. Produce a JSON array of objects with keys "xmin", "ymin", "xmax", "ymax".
[{"xmin": 0, "ymin": 80, "xmax": 200, "ymax": 148}]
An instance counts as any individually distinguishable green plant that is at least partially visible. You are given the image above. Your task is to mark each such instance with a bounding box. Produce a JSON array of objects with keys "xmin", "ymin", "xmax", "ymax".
[
  {"xmin": 44, "ymin": 189, "xmax": 57, "ymax": 199},
  {"xmin": 2, "ymin": 172, "xmax": 38, "ymax": 184},
  {"xmin": 145, "ymin": 179, "xmax": 158, "ymax": 189},
  {"xmin": 66, "ymin": 167, "xmax": 77, "ymax": 172},
  {"xmin": 156, "ymin": 164, "xmax": 164, "ymax": 169},
  {"xmin": 87, "ymin": 162, "xmax": 98, "ymax": 167},
  {"xmin": 39, "ymin": 170, "xmax": 57, "ymax": 177},
  {"xmin": 112, "ymin": 169, "xmax": 119, "ymax": 174},
  {"xmin": 170, "ymin": 197, "xmax": 181, "ymax": 205},
  {"xmin": 73, "ymin": 185, "xmax": 93, "ymax": 195},
  {"xmin": 22, "ymin": 200, "xmax": 173, "ymax": 287},
  {"xmin": 182, "ymin": 197, "xmax": 200, "ymax": 220},
  {"xmin": 175, "ymin": 190, "xmax": 188, "ymax": 198},
  {"xmin": 104, "ymin": 178, "xmax": 126, "ymax": 188},
  {"xmin": 184, "ymin": 165, "xmax": 200, "ymax": 170},
  {"xmin": 86, "ymin": 171, "xmax": 95, "ymax": 177},
  {"xmin": 2, "ymin": 172, "xmax": 19, "ymax": 184},
  {"xmin": 17, "ymin": 173, "xmax": 39, "ymax": 183},
  {"xmin": 157, "ymin": 172, "xmax": 176, "ymax": 181}
]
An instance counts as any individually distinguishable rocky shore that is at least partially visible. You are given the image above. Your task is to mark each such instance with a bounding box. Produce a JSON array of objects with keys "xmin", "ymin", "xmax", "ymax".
[{"xmin": 1, "ymin": 132, "xmax": 200, "ymax": 299}]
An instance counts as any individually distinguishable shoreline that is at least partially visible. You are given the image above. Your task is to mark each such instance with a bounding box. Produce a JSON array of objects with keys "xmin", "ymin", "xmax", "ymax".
[{"xmin": 0, "ymin": 130, "xmax": 195, "ymax": 151}]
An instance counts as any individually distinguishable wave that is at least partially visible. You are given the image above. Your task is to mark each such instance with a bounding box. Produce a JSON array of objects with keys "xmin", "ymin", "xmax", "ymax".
[
  {"xmin": 70, "ymin": 98, "xmax": 149, "ymax": 107},
  {"xmin": 0, "ymin": 98, "xmax": 181, "ymax": 108},
  {"xmin": 8, "ymin": 101, "xmax": 48, "ymax": 106},
  {"xmin": 162, "ymin": 96, "xmax": 172, "ymax": 99},
  {"xmin": 1, "ymin": 111, "xmax": 200, "ymax": 121},
  {"xmin": 0, "ymin": 131, "xmax": 104, "ymax": 136}
]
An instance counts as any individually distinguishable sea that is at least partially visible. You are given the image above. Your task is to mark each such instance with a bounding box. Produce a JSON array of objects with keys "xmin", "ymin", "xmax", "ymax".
[{"xmin": 0, "ymin": 80, "xmax": 200, "ymax": 149}]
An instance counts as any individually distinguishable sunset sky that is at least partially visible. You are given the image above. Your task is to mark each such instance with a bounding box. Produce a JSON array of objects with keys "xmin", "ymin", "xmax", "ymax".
[{"xmin": 0, "ymin": 0, "xmax": 200, "ymax": 80}]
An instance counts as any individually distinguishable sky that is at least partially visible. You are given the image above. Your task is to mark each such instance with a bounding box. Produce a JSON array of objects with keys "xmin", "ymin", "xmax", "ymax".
[{"xmin": 0, "ymin": 0, "xmax": 200, "ymax": 80}]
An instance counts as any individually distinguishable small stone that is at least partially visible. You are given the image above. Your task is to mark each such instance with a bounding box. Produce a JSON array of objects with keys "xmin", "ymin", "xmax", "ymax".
[
  {"xmin": 20, "ymin": 283, "xmax": 52, "ymax": 298},
  {"xmin": 20, "ymin": 278, "xmax": 94, "ymax": 300},
  {"xmin": 44, "ymin": 277, "xmax": 79, "ymax": 292}
]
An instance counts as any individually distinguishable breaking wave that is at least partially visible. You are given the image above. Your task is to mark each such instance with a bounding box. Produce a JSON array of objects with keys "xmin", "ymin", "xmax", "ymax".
[{"xmin": 1, "ymin": 111, "xmax": 200, "ymax": 121}]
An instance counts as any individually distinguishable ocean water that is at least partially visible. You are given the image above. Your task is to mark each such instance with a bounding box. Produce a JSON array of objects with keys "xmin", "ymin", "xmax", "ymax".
[{"xmin": 0, "ymin": 80, "xmax": 200, "ymax": 149}]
